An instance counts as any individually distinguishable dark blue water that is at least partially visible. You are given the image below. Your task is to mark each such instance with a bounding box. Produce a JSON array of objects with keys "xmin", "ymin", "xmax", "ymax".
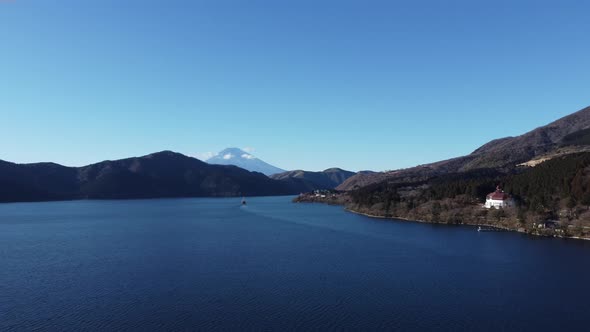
[{"xmin": 1, "ymin": 196, "xmax": 590, "ymax": 331}]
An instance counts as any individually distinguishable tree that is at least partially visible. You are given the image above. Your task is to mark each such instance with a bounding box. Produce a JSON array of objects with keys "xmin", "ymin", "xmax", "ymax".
[
  {"xmin": 517, "ymin": 208, "xmax": 527, "ymax": 225},
  {"xmin": 431, "ymin": 202, "xmax": 442, "ymax": 220}
]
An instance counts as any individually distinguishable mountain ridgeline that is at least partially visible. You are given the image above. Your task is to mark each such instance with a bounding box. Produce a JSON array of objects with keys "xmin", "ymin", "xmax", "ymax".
[
  {"xmin": 0, "ymin": 150, "xmax": 361, "ymax": 203},
  {"xmin": 338, "ymin": 105, "xmax": 590, "ymax": 191},
  {"xmin": 270, "ymin": 168, "xmax": 356, "ymax": 192},
  {"xmin": 5, "ymin": 105, "xmax": 590, "ymax": 208},
  {"xmin": 317, "ymin": 105, "xmax": 590, "ymax": 239},
  {"xmin": 0, "ymin": 151, "xmax": 299, "ymax": 203}
]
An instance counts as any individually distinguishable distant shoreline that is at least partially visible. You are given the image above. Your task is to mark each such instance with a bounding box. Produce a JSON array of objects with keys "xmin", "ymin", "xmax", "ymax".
[{"xmin": 0, "ymin": 194, "xmax": 297, "ymax": 205}]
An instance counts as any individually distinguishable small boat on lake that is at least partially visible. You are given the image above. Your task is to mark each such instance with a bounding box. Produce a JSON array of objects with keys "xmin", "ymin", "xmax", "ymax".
[{"xmin": 241, "ymin": 197, "xmax": 247, "ymax": 206}]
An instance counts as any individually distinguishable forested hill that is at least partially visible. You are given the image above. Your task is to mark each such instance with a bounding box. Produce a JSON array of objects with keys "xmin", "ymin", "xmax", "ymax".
[
  {"xmin": 0, "ymin": 151, "xmax": 301, "ymax": 203},
  {"xmin": 343, "ymin": 152, "xmax": 590, "ymax": 238},
  {"xmin": 271, "ymin": 168, "xmax": 356, "ymax": 191}
]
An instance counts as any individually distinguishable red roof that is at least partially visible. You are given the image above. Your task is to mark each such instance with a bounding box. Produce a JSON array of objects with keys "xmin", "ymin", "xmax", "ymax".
[{"xmin": 487, "ymin": 189, "xmax": 510, "ymax": 200}]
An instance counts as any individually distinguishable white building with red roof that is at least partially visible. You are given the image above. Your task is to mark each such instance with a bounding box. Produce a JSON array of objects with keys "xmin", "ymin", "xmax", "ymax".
[{"xmin": 484, "ymin": 186, "xmax": 514, "ymax": 209}]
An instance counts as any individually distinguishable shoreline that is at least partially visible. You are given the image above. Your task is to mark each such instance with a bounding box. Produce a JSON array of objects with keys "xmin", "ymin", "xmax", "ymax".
[
  {"xmin": 296, "ymin": 200, "xmax": 590, "ymax": 242},
  {"xmin": 346, "ymin": 208, "xmax": 514, "ymax": 231},
  {"xmin": 344, "ymin": 207, "xmax": 590, "ymax": 241}
]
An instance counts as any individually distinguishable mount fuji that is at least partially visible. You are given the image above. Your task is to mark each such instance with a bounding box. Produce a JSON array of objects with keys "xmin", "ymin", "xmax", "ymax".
[{"xmin": 206, "ymin": 148, "xmax": 286, "ymax": 176}]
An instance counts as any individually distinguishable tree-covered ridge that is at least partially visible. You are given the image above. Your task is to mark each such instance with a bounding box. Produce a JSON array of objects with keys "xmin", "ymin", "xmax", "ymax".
[
  {"xmin": 505, "ymin": 152, "xmax": 590, "ymax": 210},
  {"xmin": 560, "ymin": 128, "xmax": 590, "ymax": 147},
  {"xmin": 271, "ymin": 168, "xmax": 356, "ymax": 191},
  {"xmin": 0, "ymin": 151, "xmax": 304, "ymax": 203},
  {"xmin": 345, "ymin": 153, "xmax": 590, "ymax": 238},
  {"xmin": 348, "ymin": 168, "xmax": 504, "ymax": 214}
]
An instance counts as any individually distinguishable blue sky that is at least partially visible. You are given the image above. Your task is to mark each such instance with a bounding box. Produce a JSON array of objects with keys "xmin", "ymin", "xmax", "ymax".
[{"xmin": 1, "ymin": 0, "xmax": 589, "ymax": 171}]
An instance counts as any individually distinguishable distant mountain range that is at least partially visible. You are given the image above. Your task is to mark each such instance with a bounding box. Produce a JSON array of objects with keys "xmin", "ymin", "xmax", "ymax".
[
  {"xmin": 206, "ymin": 148, "xmax": 358, "ymax": 190},
  {"xmin": 0, "ymin": 151, "xmax": 358, "ymax": 203},
  {"xmin": 4, "ymin": 106, "xmax": 590, "ymax": 204},
  {"xmin": 206, "ymin": 148, "xmax": 285, "ymax": 176},
  {"xmin": 271, "ymin": 168, "xmax": 355, "ymax": 191},
  {"xmin": 0, "ymin": 151, "xmax": 297, "ymax": 203}
]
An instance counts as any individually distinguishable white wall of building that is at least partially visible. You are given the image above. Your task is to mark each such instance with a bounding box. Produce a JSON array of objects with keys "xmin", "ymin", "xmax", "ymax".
[{"xmin": 484, "ymin": 198, "xmax": 514, "ymax": 209}]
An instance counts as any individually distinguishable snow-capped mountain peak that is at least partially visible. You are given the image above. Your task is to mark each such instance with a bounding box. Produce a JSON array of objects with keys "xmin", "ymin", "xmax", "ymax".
[{"xmin": 205, "ymin": 148, "xmax": 285, "ymax": 176}]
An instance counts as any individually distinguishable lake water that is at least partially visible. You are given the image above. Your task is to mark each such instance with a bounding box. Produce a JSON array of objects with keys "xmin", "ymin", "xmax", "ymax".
[{"xmin": 1, "ymin": 196, "xmax": 590, "ymax": 331}]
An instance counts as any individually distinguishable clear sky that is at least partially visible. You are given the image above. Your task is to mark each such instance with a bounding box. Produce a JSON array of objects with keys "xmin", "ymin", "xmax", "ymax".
[{"xmin": 1, "ymin": 0, "xmax": 589, "ymax": 172}]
